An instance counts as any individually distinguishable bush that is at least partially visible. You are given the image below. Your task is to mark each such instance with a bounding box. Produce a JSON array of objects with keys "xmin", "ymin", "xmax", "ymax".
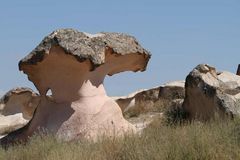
[{"xmin": 163, "ymin": 105, "xmax": 189, "ymax": 125}]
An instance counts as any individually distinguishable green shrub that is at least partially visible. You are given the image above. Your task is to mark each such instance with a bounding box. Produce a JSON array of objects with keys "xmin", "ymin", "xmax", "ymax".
[{"xmin": 163, "ymin": 105, "xmax": 189, "ymax": 125}]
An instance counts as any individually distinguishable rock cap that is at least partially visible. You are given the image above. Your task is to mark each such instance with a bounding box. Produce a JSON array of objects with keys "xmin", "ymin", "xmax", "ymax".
[{"xmin": 19, "ymin": 29, "xmax": 151, "ymax": 72}]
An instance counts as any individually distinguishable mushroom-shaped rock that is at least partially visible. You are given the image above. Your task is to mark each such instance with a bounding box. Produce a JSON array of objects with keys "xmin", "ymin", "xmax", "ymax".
[
  {"xmin": 0, "ymin": 88, "xmax": 39, "ymax": 136},
  {"xmin": 3, "ymin": 29, "xmax": 151, "ymax": 143},
  {"xmin": 183, "ymin": 64, "xmax": 240, "ymax": 120}
]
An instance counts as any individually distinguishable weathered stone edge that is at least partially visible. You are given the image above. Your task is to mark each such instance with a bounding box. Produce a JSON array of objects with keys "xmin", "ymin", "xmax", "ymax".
[{"xmin": 18, "ymin": 28, "xmax": 151, "ymax": 72}]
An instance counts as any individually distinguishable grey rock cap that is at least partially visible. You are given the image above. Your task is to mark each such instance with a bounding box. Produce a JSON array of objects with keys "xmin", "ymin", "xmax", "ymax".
[{"xmin": 19, "ymin": 28, "xmax": 151, "ymax": 72}]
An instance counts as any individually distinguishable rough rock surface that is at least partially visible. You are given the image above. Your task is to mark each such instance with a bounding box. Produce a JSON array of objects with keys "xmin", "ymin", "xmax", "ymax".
[
  {"xmin": 127, "ymin": 112, "xmax": 163, "ymax": 132},
  {"xmin": 113, "ymin": 81, "xmax": 185, "ymax": 130},
  {"xmin": 0, "ymin": 88, "xmax": 39, "ymax": 136},
  {"xmin": 183, "ymin": 64, "xmax": 240, "ymax": 120},
  {"xmin": 19, "ymin": 29, "xmax": 151, "ymax": 72},
  {"xmin": 1, "ymin": 29, "xmax": 150, "ymax": 144},
  {"xmin": 114, "ymin": 81, "xmax": 185, "ymax": 115}
]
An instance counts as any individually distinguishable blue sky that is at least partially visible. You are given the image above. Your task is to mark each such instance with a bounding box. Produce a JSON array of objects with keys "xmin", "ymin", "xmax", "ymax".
[{"xmin": 0, "ymin": 0, "xmax": 240, "ymax": 96}]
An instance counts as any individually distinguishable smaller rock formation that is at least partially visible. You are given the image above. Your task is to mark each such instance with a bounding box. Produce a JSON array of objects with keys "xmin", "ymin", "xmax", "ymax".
[
  {"xmin": 113, "ymin": 81, "xmax": 185, "ymax": 130},
  {"xmin": 0, "ymin": 88, "xmax": 39, "ymax": 136},
  {"xmin": 237, "ymin": 64, "xmax": 240, "ymax": 76},
  {"xmin": 114, "ymin": 81, "xmax": 185, "ymax": 115},
  {"xmin": 183, "ymin": 64, "xmax": 240, "ymax": 120}
]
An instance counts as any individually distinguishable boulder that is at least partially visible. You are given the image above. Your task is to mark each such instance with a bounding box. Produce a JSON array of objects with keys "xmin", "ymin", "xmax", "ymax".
[
  {"xmin": 0, "ymin": 88, "xmax": 40, "ymax": 136},
  {"xmin": 183, "ymin": 64, "xmax": 240, "ymax": 120}
]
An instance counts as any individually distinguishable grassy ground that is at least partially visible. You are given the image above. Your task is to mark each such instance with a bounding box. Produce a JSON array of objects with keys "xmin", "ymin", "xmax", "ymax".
[{"xmin": 1, "ymin": 117, "xmax": 240, "ymax": 160}]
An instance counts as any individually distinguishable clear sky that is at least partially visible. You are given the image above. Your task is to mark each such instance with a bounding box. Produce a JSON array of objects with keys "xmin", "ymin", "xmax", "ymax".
[{"xmin": 0, "ymin": 0, "xmax": 240, "ymax": 96}]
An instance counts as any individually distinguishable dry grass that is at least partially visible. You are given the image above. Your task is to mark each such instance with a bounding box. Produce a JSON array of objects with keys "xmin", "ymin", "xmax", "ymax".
[{"xmin": 1, "ymin": 117, "xmax": 240, "ymax": 160}]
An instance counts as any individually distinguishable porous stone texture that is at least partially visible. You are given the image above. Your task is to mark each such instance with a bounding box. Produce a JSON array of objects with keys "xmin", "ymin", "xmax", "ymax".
[
  {"xmin": 1, "ymin": 29, "xmax": 151, "ymax": 144},
  {"xmin": 183, "ymin": 64, "xmax": 240, "ymax": 120},
  {"xmin": 0, "ymin": 88, "xmax": 39, "ymax": 136},
  {"xmin": 19, "ymin": 29, "xmax": 150, "ymax": 72}
]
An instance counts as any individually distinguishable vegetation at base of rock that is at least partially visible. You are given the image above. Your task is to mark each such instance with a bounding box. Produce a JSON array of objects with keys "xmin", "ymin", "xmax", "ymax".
[
  {"xmin": 163, "ymin": 105, "xmax": 189, "ymax": 125},
  {"xmin": 1, "ymin": 117, "xmax": 240, "ymax": 160}
]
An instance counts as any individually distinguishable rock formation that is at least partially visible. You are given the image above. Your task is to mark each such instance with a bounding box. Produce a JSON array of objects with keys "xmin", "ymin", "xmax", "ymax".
[
  {"xmin": 0, "ymin": 88, "xmax": 39, "ymax": 136},
  {"xmin": 114, "ymin": 81, "xmax": 185, "ymax": 115},
  {"xmin": 114, "ymin": 81, "xmax": 185, "ymax": 130},
  {"xmin": 1, "ymin": 29, "xmax": 150, "ymax": 144},
  {"xmin": 183, "ymin": 64, "xmax": 240, "ymax": 120}
]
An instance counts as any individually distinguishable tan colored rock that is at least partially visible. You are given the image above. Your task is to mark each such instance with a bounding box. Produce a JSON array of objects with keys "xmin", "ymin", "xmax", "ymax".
[
  {"xmin": 183, "ymin": 64, "xmax": 240, "ymax": 120},
  {"xmin": 127, "ymin": 112, "xmax": 163, "ymax": 132},
  {"xmin": 113, "ymin": 81, "xmax": 185, "ymax": 131},
  {"xmin": 0, "ymin": 88, "xmax": 40, "ymax": 136},
  {"xmin": 114, "ymin": 81, "xmax": 185, "ymax": 116},
  {"xmin": 1, "ymin": 29, "xmax": 150, "ymax": 144}
]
